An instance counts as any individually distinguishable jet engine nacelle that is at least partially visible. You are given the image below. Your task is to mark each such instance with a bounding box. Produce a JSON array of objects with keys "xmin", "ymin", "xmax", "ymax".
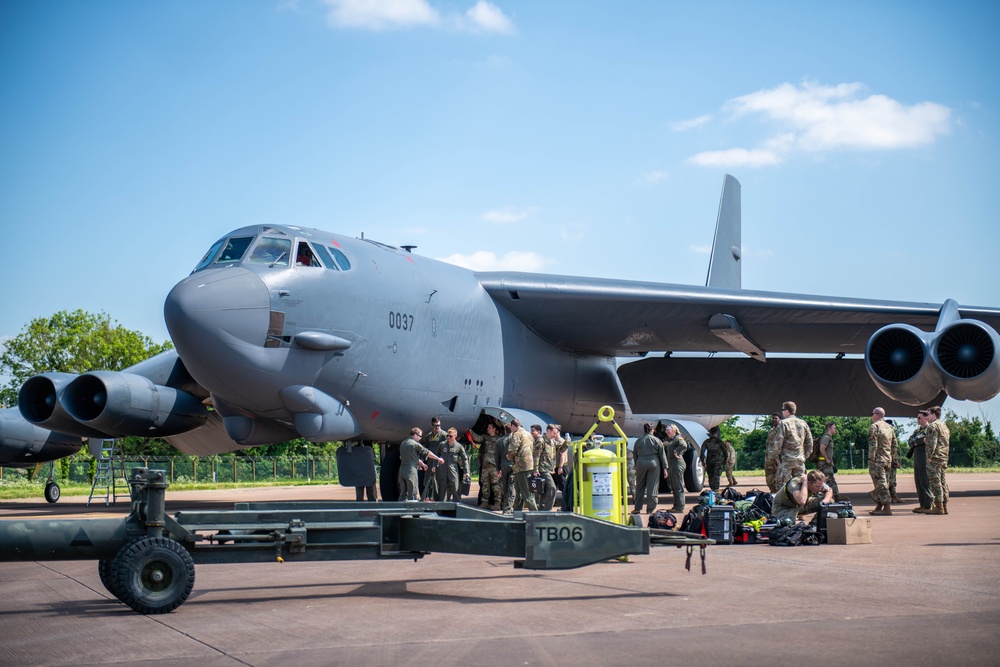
[
  {"xmin": 59, "ymin": 371, "xmax": 209, "ymax": 437},
  {"xmin": 18, "ymin": 373, "xmax": 111, "ymax": 438},
  {"xmin": 0, "ymin": 407, "xmax": 83, "ymax": 466},
  {"xmin": 931, "ymin": 320, "xmax": 1000, "ymax": 401},
  {"xmin": 865, "ymin": 320, "xmax": 1000, "ymax": 406}
]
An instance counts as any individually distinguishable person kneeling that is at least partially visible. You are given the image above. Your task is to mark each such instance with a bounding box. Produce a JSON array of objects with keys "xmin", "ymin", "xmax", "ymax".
[{"xmin": 771, "ymin": 470, "xmax": 833, "ymax": 522}]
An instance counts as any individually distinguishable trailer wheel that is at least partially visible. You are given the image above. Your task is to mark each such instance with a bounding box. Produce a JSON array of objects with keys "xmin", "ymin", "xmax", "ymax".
[
  {"xmin": 44, "ymin": 482, "xmax": 60, "ymax": 504},
  {"xmin": 98, "ymin": 558, "xmax": 121, "ymax": 598},
  {"xmin": 112, "ymin": 536, "xmax": 195, "ymax": 614},
  {"xmin": 684, "ymin": 447, "xmax": 704, "ymax": 492}
]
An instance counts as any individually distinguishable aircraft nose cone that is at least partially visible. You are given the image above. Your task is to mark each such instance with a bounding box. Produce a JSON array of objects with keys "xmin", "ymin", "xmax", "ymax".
[{"xmin": 164, "ymin": 267, "xmax": 271, "ymax": 350}]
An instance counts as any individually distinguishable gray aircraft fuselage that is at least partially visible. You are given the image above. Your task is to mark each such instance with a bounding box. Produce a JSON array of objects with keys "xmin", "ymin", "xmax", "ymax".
[{"xmin": 166, "ymin": 226, "xmax": 628, "ymax": 446}]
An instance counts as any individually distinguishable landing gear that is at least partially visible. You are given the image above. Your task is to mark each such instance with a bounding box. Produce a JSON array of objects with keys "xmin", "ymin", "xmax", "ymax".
[
  {"xmin": 110, "ymin": 537, "xmax": 195, "ymax": 614},
  {"xmin": 684, "ymin": 447, "xmax": 704, "ymax": 492},
  {"xmin": 44, "ymin": 481, "xmax": 61, "ymax": 504}
]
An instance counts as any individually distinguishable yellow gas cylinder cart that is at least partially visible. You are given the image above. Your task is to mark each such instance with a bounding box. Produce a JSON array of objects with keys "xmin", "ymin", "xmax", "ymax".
[{"xmin": 572, "ymin": 406, "xmax": 630, "ymax": 526}]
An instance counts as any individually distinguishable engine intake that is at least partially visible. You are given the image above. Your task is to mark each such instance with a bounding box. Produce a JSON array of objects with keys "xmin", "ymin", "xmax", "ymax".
[
  {"xmin": 18, "ymin": 373, "xmax": 110, "ymax": 438},
  {"xmin": 60, "ymin": 371, "xmax": 209, "ymax": 437},
  {"xmin": 932, "ymin": 321, "xmax": 1000, "ymax": 401}
]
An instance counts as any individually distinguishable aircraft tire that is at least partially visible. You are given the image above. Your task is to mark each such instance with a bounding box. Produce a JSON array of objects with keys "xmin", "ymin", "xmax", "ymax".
[
  {"xmin": 111, "ymin": 536, "xmax": 195, "ymax": 614},
  {"xmin": 684, "ymin": 448, "xmax": 704, "ymax": 493},
  {"xmin": 44, "ymin": 482, "xmax": 60, "ymax": 504}
]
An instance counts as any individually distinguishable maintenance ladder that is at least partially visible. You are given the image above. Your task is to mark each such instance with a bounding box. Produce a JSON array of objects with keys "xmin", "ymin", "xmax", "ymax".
[{"xmin": 87, "ymin": 440, "xmax": 127, "ymax": 506}]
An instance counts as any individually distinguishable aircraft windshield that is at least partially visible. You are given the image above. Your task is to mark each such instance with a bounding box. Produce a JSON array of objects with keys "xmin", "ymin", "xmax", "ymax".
[{"xmin": 246, "ymin": 237, "xmax": 292, "ymax": 267}]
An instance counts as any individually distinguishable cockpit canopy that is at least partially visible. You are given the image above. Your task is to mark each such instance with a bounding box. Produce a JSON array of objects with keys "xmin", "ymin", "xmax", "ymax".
[{"xmin": 192, "ymin": 228, "xmax": 352, "ymax": 274}]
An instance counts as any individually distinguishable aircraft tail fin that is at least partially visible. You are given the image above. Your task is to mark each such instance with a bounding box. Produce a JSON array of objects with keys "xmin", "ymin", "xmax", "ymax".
[{"xmin": 705, "ymin": 174, "xmax": 741, "ymax": 289}]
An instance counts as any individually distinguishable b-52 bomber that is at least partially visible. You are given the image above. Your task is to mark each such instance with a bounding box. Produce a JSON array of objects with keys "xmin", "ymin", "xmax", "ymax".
[{"xmin": 3, "ymin": 175, "xmax": 1000, "ymax": 501}]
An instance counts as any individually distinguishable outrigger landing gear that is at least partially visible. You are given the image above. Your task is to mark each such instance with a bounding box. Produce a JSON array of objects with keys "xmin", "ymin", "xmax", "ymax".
[{"xmin": 0, "ymin": 468, "xmax": 713, "ymax": 614}]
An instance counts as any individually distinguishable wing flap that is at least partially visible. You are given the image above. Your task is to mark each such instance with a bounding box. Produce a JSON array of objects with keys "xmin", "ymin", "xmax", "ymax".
[{"xmin": 618, "ymin": 356, "xmax": 947, "ymax": 417}]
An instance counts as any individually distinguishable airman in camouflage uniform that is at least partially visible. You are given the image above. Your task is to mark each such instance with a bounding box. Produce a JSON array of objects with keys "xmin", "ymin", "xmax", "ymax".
[
  {"xmin": 867, "ymin": 407, "xmax": 897, "ymax": 515},
  {"xmin": 495, "ymin": 424, "xmax": 516, "ymax": 513},
  {"xmin": 700, "ymin": 426, "xmax": 726, "ymax": 492},
  {"xmin": 764, "ymin": 413, "xmax": 782, "ymax": 492},
  {"xmin": 631, "ymin": 422, "xmax": 667, "ymax": 514},
  {"xmin": 664, "ymin": 424, "xmax": 688, "ymax": 511},
  {"xmin": 506, "ymin": 419, "xmax": 537, "ymax": 511},
  {"xmin": 532, "ymin": 424, "xmax": 558, "ymax": 510},
  {"xmin": 723, "ymin": 440, "xmax": 737, "ymax": 487},
  {"xmin": 766, "ymin": 402, "xmax": 812, "ymax": 493},
  {"xmin": 815, "ymin": 422, "xmax": 841, "ymax": 500},
  {"xmin": 398, "ymin": 428, "xmax": 444, "ymax": 500},
  {"xmin": 473, "ymin": 423, "xmax": 502, "ymax": 510},
  {"xmin": 925, "ymin": 406, "xmax": 951, "ymax": 515}
]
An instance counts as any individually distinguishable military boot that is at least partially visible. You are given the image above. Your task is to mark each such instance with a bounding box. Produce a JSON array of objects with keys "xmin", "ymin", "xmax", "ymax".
[
  {"xmin": 928, "ymin": 501, "xmax": 945, "ymax": 515},
  {"xmin": 943, "ymin": 499, "xmax": 949, "ymax": 515},
  {"xmin": 912, "ymin": 505, "xmax": 930, "ymax": 514},
  {"xmin": 890, "ymin": 493, "xmax": 903, "ymax": 504},
  {"xmin": 869, "ymin": 503, "xmax": 883, "ymax": 515},
  {"xmin": 871, "ymin": 503, "xmax": 893, "ymax": 516}
]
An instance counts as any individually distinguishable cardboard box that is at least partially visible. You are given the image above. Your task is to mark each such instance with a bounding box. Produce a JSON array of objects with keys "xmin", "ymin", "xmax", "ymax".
[{"xmin": 826, "ymin": 517, "xmax": 873, "ymax": 545}]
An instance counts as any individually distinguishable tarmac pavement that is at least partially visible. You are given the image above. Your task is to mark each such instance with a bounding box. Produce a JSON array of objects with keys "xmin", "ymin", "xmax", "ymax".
[{"xmin": 1, "ymin": 472, "xmax": 999, "ymax": 667}]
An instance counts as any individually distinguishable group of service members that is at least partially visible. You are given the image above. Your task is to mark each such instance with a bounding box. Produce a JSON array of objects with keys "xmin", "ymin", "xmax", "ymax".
[{"xmin": 393, "ymin": 401, "xmax": 952, "ymax": 524}]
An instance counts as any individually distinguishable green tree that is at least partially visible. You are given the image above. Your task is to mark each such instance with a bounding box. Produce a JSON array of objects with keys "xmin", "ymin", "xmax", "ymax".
[{"xmin": 0, "ymin": 309, "xmax": 173, "ymax": 407}]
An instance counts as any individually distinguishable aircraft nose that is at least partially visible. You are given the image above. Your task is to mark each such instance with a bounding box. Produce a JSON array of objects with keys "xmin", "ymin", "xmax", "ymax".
[{"xmin": 164, "ymin": 268, "xmax": 271, "ymax": 350}]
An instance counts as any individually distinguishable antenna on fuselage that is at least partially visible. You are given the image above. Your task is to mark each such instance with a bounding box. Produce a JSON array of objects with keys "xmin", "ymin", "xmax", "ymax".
[{"xmin": 401, "ymin": 245, "xmax": 417, "ymax": 253}]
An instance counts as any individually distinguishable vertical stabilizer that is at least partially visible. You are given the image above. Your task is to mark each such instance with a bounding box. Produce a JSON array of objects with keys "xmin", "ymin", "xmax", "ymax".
[{"xmin": 705, "ymin": 174, "xmax": 741, "ymax": 289}]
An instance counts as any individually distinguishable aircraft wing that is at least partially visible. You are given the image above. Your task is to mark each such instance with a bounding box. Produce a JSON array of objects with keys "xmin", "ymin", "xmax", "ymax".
[{"xmin": 477, "ymin": 272, "xmax": 1000, "ymax": 357}]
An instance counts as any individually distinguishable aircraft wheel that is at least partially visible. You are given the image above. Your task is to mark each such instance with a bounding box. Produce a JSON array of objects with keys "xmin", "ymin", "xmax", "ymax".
[
  {"xmin": 684, "ymin": 448, "xmax": 704, "ymax": 492},
  {"xmin": 112, "ymin": 536, "xmax": 195, "ymax": 614},
  {"xmin": 44, "ymin": 482, "xmax": 61, "ymax": 504}
]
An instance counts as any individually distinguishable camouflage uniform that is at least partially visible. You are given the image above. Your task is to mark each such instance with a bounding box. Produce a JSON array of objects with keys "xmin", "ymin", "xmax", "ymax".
[
  {"xmin": 766, "ymin": 416, "xmax": 812, "ymax": 492},
  {"xmin": 626, "ymin": 447, "xmax": 636, "ymax": 498},
  {"xmin": 533, "ymin": 435, "xmax": 558, "ymax": 510},
  {"xmin": 507, "ymin": 427, "xmax": 537, "ymax": 511},
  {"xmin": 815, "ymin": 432, "xmax": 840, "ymax": 499},
  {"xmin": 632, "ymin": 433, "xmax": 666, "ymax": 513},
  {"xmin": 665, "ymin": 434, "xmax": 688, "ymax": 511},
  {"xmin": 475, "ymin": 433, "xmax": 501, "ymax": 510},
  {"xmin": 439, "ymin": 439, "xmax": 470, "ymax": 501},
  {"xmin": 868, "ymin": 420, "xmax": 896, "ymax": 505},
  {"xmin": 421, "ymin": 428, "xmax": 447, "ymax": 500},
  {"xmin": 723, "ymin": 440, "xmax": 737, "ymax": 486},
  {"xmin": 764, "ymin": 424, "xmax": 781, "ymax": 492},
  {"xmin": 701, "ymin": 436, "xmax": 725, "ymax": 492},
  {"xmin": 398, "ymin": 437, "xmax": 436, "ymax": 501},
  {"xmin": 495, "ymin": 433, "xmax": 516, "ymax": 513},
  {"xmin": 888, "ymin": 426, "xmax": 901, "ymax": 501},
  {"xmin": 925, "ymin": 419, "xmax": 950, "ymax": 507}
]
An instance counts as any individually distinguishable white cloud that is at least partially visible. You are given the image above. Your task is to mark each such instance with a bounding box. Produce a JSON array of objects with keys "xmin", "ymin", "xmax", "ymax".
[
  {"xmin": 689, "ymin": 244, "xmax": 712, "ymax": 255},
  {"xmin": 323, "ymin": 0, "xmax": 441, "ymax": 30},
  {"xmin": 482, "ymin": 206, "xmax": 538, "ymax": 223},
  {"xmin": 638, "ymin": 170, "xmax": 670, "ymax": 185},
  {"xmin": 439, "ymin": 250, "xmax": 551, "ymax": 272},
  {"xmin": 323, "ymin": 0, "xmax": 515, "ymax": 33},
  {"xmin": 671, "ymin": 115, "xmax": 712, "ymax": 132},
  {"xmin": 689, "ymin": 147, "xmax": 783, "ymax": 167},
  {"xmin": 688, "ymin": 81, "xmax": 952, "ymax": 169},
  {"xmin": 465, "ymin": 1, "xmax": 516, "ymax": 34}
]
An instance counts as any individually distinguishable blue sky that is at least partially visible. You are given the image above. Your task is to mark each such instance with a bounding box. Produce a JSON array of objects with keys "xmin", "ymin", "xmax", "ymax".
[{"xmin": 1, "ymin": 1, "xmax": 998, "ymax": 423}]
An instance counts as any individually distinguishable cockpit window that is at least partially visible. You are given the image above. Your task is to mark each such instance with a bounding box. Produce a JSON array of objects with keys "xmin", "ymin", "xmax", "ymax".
[
  {"xmin": 215, "ymin": 236, "xmax": 255, "ymax": 265},
  {"xmin": 329, "ymin": 247, "xmax": 352, "ymax": 270},
  {"xmin": 312, "ymin": 244, "xmax": 338, "ymax": 271},
  {"xmin": 193, "ymin": 239, "xmax": 225, "ymax": 273},
  {"xmin": 246, "ymin": 237, "xmax": 292, "ymax": 267},
  {"xmin": 295, "ymin": 242, "xmax": 321, "ymax": 267}
]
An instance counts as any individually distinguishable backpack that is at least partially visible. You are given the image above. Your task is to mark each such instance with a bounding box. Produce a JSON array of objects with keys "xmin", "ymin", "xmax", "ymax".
[
  {"xmin": 747, "ymin": 490, "xmax": 773, "ymax": 515},
  {"xmin": 768, "ymin": 521, "xmax": 820, "ymax": 547},
  {"xmin": 679, "ymin": 504, "xmax": 709, "ymax": 535},
  {"xmin": 648, "ymin": 510, "xmax": 677, "ymax": 530},
  {"xmin": 807, "ymin": 436, "xmax": 822, "ymax": 464}
]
